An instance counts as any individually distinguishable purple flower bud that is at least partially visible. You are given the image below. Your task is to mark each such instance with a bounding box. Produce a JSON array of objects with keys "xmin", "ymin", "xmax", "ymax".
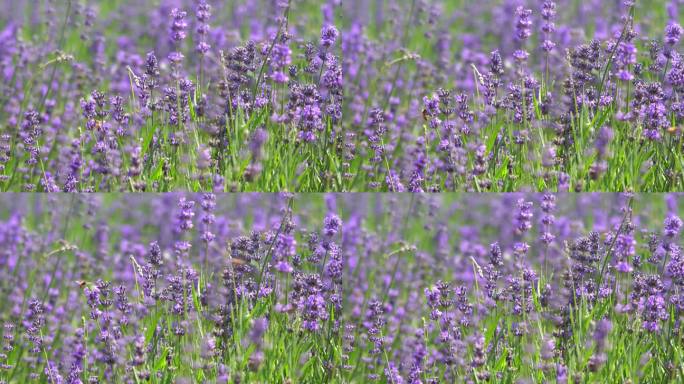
[
  {"xmin": 169, "ymin": 8, "xmax": 188, "ymax": 43},
  {"xmin": 323, "ymin": 214, "xmax": 342, "ymax": 237},
  {"xmin": 664, "ymin": 215, "xmax": 683, "ymax": 238},
  {"xmin": 515, "ymin": 7, "xmax": 533, "ymax": 42},
  {"xmin": 320, "ymin": 25, "xmax": 339, "ymax": 48},
  {"xmin": 665, "ymin": 23, "xmax": 683, "ymax": 46}
]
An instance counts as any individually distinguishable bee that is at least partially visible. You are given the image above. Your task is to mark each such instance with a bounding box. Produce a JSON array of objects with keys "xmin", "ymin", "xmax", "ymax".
[
  {"xmin": 75, "ymin": 280, "xmax": 88, "ymax": 289},
  {"xmin": 228, "ymin": 258, "xmax": 248, "ymax": 266},
  {"xmin": 218, "ymin": 246, "xmax": 250, "ymax": 266},
  {"xmin": 667, "ymin": 126, "xmax": 679, "ymax": 134},
  {"xmin": 422, "ymin": 109, "xmax": 429, "ymax": 121}
]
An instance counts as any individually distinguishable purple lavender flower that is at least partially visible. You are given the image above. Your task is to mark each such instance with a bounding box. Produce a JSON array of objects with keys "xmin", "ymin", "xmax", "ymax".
[
  {"xmin": 323, "ymin": 213, "xmax": 342, "ymax": 237},
  {"xmin": 490, "ymin": 50, "xmax": 504, "ymax": 76},
  {"xmin": 249, "ymin": 317, "xmax": 269, "ymax": 345},
  {"xmin": 664, "ymin": 215, "xmax": 683, "ymax": 238},
  {"xmin": 276, "ymin": 260, "xmax": 294, "ymax": 273},
  {"xmin": 195, "ymin": 2, "xmax": 212, "ymax": 55},
  {"xmin": 515, "ymin": 199, "xmax": 534, "ymax": 235},
  {"xmin": 177, "ymin": 197, "xmax": 195, "ymax": 232},
  {"xmin": 20, "ymin": 110, "xmax": 42, "ymax": 167},
  {"xmin": 514, "ymin": 7, "xmax": 533, "ymax": 41},
  {"xmin": 540, "ymin": 194, "xmax": 556, "ymax": 245},
  {"xmin": 320, "ymin": 25, "xmax": 339, "ymax": 49},
  {"xmin": 170, "ymin": 8, "xmax": 188, "ymax": 43},
  {"xmin": 174, "ymin": 197, "xmax": 195, "ymax": 259},
  {"xmin": 665, "ymin": 23, "xmax": 683, "ymax": 46},
  {"xmin": 168, "ymin": 8, "xmax": 188, "ymax": 64},
  {"xmin": 302, "ymin": 293, "xmax": 327, "ymax": 331},
  {"xmin": 272, "ymin": 42, "xmax": 292, "ymax": 84},
  {"xmin": 615, "ymin": 42, "xmax": 637, "ymax": 81},
  {"xmin": 540, "ymin": 1, "xmax": 557, "ymax": 52},
  {"xmin": 632, "ymin": 82, "xmax": 668, "ymax": 140},
  {"xmin": 557, "ymin": 364, "xmax": 568, "ymax": 383},
  {"xmin": 513, "ymin": 6, "xmax": 533, "ymax": 62},
  {"xmin": 148, "ymin": 241, "xmax": 163, "ymax": 266},
  {"xmin": 201, "ymin": 193, "xmax": 216, "ymax": 244}
]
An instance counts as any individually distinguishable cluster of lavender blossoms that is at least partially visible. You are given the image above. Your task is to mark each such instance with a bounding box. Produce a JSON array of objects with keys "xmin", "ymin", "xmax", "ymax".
[
  {"xmin": 1, "ymin": 2, "xmax": 684, "ymax": 384},
  {"xmin": 0, "ymin": 1, "xmax": 681, "ymax": 191},
  {"xmin": 0, "ymin": 194, "xmax": 683, "ymax": 382},
  {"xmin": 0, "ymin": 194, "xmax": 348, "ymax": 383}
]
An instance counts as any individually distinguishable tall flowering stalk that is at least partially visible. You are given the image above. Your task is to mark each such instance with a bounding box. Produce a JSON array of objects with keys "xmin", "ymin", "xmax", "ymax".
[
  {"xmin": 175, "ymin": 196, "xmax": 195, "ymax": 263},
  {"xmin": 513, "ymin": 6, "xmax": 532, "ymax": 66},
  {"xmin": 540, "ymin": 1, "xmax": 557, "ymax": 84},
  {"xmin": 539, "ymin": 193, "xmax": 556, "ymax": 273},
  {"xmin": 168, "ymin": 8, "xmax": 188, "ymax": 70},
  {"xmin": 195, "ymin": 1, "xmax": 211, "ymax": 90},
  {"xmin": 168, "ymin": 6, "xmax": 190, "ymax": 151}
]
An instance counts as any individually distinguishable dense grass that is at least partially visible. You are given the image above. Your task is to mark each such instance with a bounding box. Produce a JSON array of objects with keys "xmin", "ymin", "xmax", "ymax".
[
  {"xmin": 0, "ymin": 194, "xmax": 683, "ymax": 383},
  {"xmin": 0, "ymin": 1, "xmax": 682, "ymax": 191}
]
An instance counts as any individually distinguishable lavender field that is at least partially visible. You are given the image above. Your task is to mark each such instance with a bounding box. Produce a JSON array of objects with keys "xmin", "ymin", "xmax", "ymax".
[
  {"xmin": 2, "ymin": 0, "xmax": 684, "ymax": 383},
  {"xmin": 0, "ymin": 1, "xmax": 683, "ymax": 191},
  {"xmin": 0, "ymin": 194, "xmax": 682, "ymax": 383}
]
